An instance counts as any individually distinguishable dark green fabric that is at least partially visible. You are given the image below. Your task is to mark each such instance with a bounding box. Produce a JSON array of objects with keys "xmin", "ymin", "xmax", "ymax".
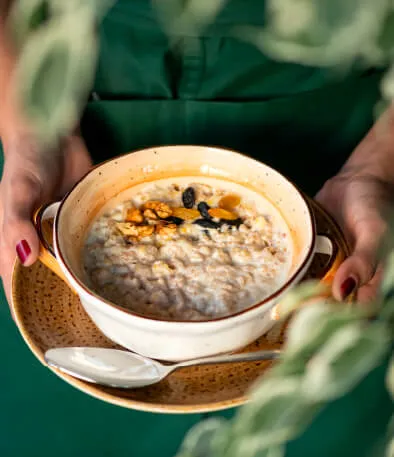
[
  {"xmin": 0, "ymin": 1, "xmax": 393, "ymax": 456},
  {"xmin": 82, "ymin": 0, "xmax": 382, "ymax": 195}
]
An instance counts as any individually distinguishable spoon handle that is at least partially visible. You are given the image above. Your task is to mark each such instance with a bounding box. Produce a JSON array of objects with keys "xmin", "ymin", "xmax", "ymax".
[{"xmin": 176, "ymin": 349, "xmax": 281, "ymax": 369}]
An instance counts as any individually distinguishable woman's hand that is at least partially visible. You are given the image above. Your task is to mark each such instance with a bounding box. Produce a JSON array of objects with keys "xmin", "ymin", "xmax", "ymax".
[
  {"xmin": 0, "ymin": 132, "xmax": 92, "ymax": 304},
  {"xmin": 316, "ymin": 105, "xmax": 394, "ymax": 303},
  {"xmin": 316, "ymin": 166, "xmax": 393, "ymax": 303}
]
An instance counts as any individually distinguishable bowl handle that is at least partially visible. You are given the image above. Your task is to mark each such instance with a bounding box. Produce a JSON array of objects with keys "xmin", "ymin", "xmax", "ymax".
[
  {"xmin": 316, "ymin": 234, "xmax": 345, "ymax": 286},
  {"xmin": 33, "ymin": 202, "xmax": 71, "ymax": 286}
]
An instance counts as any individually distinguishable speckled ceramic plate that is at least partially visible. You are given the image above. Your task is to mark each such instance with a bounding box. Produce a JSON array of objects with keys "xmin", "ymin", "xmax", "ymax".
[{"xmin": 11, "ymin": 199, "xmax": 350, "ymax": 413}]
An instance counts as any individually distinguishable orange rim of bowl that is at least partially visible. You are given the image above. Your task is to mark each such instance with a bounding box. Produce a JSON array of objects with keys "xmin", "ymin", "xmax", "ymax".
[{"xmin": 54, "ymin": 145, "xmax": 317, "ymax": 324}]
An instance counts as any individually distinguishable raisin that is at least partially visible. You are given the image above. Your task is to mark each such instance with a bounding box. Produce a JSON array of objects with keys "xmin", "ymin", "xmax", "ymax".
[
  {"xmin": 182, "ymin": 187, "xmax": 196, "ymax": 209},
  {"xmin": 193, "ymin": 219, "xmax": 220, "ymax": 229},
  {"xmin": 197, "ymin": 202, "xmax": 211, "ymax": 219},
  {"xmin": 165, "ymin": 216, "xmax": 184, "ymax": 225}
]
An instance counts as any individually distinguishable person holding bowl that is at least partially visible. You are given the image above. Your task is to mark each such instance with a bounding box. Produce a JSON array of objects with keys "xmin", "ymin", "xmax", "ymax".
[{"xmin": 0, "ymin": 2, "xmax": 392, "ymax": 457}]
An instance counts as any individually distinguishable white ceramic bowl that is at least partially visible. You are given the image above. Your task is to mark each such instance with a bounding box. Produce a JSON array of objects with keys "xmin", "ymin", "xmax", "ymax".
[{"xmin": 34, "ymin": 145, "xmax": 336, "ymax": 361}]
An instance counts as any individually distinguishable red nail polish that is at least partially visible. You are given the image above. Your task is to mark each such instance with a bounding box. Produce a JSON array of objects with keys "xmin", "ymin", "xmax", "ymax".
[
  {"xmin": 16, "ymin": 240, "xmax": 31, "ymax": 264},
  {"xmin": 340, "ymin": 277, "xmax": 357, "ymax": 299}
]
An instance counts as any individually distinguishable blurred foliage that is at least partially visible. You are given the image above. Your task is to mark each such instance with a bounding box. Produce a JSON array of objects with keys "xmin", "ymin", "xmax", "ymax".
[
  {"xmin": 7, "ymin": 0, "xmax": 114, "ymax": 148},
  {"xmin": 6, "ymin": 1, "xmax": 394, "ymax": 456}
]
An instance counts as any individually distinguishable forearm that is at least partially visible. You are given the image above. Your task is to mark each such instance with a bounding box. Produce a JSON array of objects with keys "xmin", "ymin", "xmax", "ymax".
[{"xmin": 343, "ymin": 105, "xmax": 394, "ymax": 182}]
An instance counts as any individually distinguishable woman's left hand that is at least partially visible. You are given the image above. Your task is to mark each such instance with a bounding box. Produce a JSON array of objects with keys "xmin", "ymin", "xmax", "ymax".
[{"xmin": 316, "ymin": 167, "xmax": 393, "ymax": 303}]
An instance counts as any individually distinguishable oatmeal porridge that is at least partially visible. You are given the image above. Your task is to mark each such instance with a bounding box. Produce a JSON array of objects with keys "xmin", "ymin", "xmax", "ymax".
[{"xmin": 82, "ymin": 177, "xmax": 293, "ymax": 321}]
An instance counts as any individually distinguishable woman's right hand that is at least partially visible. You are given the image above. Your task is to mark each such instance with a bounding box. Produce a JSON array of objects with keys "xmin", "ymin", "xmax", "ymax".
[{"xmin": 0, "ymin": 131, "xmax": 93, "ymax": 305}]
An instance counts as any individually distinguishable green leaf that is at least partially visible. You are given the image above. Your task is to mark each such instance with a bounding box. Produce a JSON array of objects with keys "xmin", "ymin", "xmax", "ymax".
[
  {"xmin": 50, "ymin": 0, "xmax": 115, "ymax": 20},
  {"xmin": 387, "ymin": 357, "xmax": 394, "ymax": 401},
  {"xmin": 283, "ymin": 303, "xmax": 365, "ymax": 360},
  {"xmin": 14, "ymin": 10, "xmax": 98, "ymax": 148},
  {"xmin": 8, "ymin": 0, "xmax": 50, "ymax": 49},
  {"xmin": 232, "ymin": 376, "xmax": 321, "ymax": 453},
  {"xmin": 272, "ymin": 280, "xmax": 327, "ymax": 320},
  {"xmin": 387, "ymin": 434, "xmax": 394, "ymax": 457},
  {"xmin": 175, "ymin": 418, "xmax": 228, "ymax": 457},
  {"xmin": 153, "ymin": 0, "xmax": 226, "ymax": 39},
  {"xmin": 236, "ymin": 0, "xmax": 391, "ymax": 68},
  {"xmin": 302, "ymin": 322, "xmax": 390, "ymax": 402},
  {"xmin": 381, "ymin": 250, "xmax": 394, "ymax": 300}
]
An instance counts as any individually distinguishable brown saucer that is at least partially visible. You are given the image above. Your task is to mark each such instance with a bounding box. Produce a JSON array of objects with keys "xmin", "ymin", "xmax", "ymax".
[{"xmin": 11, "ymin": 200, "xmax": 350, "ymax": 413}]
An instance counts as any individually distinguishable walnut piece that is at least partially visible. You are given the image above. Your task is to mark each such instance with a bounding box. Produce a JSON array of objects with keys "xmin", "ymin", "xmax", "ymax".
[
  {"xmin": 117, "ymin": 222, "xmax": 154, "ymax": 238},
  {"xmin": 143, "ymin": 208, "xmax": 158, "ymax": 220},
  {"xmin": 142, "ymin": 201, "xmax": 172, "ymax": 219},
  {"xmin": 155, "ymin": 223, "xmax": 177, "ymax": 237},
  {"xmin": 125, "ymin": 208, "xmax": 144, "ymax": 223}
]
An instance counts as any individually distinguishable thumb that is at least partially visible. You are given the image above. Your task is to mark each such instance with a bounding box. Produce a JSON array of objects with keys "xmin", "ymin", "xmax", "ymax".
[
  {"xmin": 1, "ymin": 171, "xmax": 42, "ymax": 268},
  {"xmin": 332, "ymin": 220, "xmax": 386, "ymax": 301}
]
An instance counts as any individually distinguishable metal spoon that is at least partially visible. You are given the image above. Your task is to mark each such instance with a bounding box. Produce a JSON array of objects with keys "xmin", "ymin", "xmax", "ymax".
[{"xmin": 44, "ymin": 347, "xmax": 281, "ymax": 389}]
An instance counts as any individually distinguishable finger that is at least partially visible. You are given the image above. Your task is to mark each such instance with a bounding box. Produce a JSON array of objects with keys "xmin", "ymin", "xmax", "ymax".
[
  {"xmin": 1, "ymin": 170, "xmax": 42, "ymax": 269},
  {"xmin": 332, "ymin": 219, "xmax": 387, "ymax": 301},
  {"xmin": 356, "ymin": 265, "xmax": 384, "ymax": 305}
]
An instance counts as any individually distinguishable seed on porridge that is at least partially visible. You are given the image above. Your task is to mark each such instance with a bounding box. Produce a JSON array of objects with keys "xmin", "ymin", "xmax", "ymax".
[
  {"xmin": 220, "ymin": 217, "xmax": 243, "ymax": 228},
  {"xmin": 125, "ymin": 208, "xmax": 144, "ymax": 223},
  {"xmin": 208, "ymin": 207, "xmax": 238, "ymax": 220},
  {"xmin": 197, "ymin": 201, "xmax": 211, "ymax": 219},
  {"xmin": 142, "ymin": 201, "xmax": 172, "ymax": 219},
  {"xmin": 165, "ymin": 216, "xmax": 184, "ymax": 225},
  {"xmin": 219, "ymin": 194, "xmax": 241, "ymax": 210},
  {"xmin": 172, "ymin": 207, "xmax": 200, "ymax": 220},
  {"xmin": 193, "ymin": 218, "xmax": 221, "ymax": 229},
  {"xmin": 182, "ymin": 187, "xmax": 196, "ymax": 208}
]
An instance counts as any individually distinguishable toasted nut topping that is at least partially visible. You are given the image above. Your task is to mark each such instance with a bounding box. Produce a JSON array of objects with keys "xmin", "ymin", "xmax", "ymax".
[
  {"xmin": 208, "ymin": 208, "xmax": 238, "ymax": 220},
  {"xmin": 219, "ymin": 194, "xmax": 241, "ymax": 210},
  {"xmin": 116, "ymin": 222, "xmax": 139, "ymax": 236},
  {"xmin": 142, "ymin": 201, "xmax": 172, "ymax": 218},
  {"xmin": 143, "ymin": 208, "xmax": 158, "ymax": 220},
  {"xmin": 125, "ymin": 208, "xmax": 144, "ymax": 223},
  {"xmin": 172, "ymin": 207, "xmax": 200, "ymax": 220},
  {"xmin": 117, "ymin": 223, "xmax": 154, "ymax": 238},
  {"xmin": 155, "ymin": 223, "xmax": 177, "ymax": 237},
  {"xmin": 137, "ymin": 225, "xmax": 155, "ymax": 238}
]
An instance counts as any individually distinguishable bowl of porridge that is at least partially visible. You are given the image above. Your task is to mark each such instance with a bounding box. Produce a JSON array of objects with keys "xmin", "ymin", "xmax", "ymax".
[{"xmin": 33, "ymin": 145, "xmax": 336, "ymax": 361}]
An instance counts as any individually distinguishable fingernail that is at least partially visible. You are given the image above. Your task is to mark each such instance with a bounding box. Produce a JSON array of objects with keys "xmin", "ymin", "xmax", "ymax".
[
  {"xmin": 340, "ymin": 277, "xmax": 357, "ymax": 299},
  {"xmin": 16, "ymin": 240, "xmax": 31, "ymax": 264}
]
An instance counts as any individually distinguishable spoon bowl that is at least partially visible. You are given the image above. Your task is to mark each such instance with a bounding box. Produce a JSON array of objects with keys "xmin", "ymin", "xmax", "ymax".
[{"xmin": 45, "ymin": 347, "xmax": 282, "ymax": 389}]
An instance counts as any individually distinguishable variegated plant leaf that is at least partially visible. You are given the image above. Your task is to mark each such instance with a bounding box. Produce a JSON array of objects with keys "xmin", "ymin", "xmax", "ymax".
[
  {"xmin": 388, "ymin": 418, "xmax": 394, "ymax": 457},
  {"xmin": 271, "ymin": 280, "xmax": 328, "ymax": 321},
  {"xmin": 153, "ymin": 0, "xmax": 226, "ymax": 39},
  {"xmin": 387, "ymin": 356, "xmax": 394, "ymax": 400},
  {"xmin": 237, "ymin": 0, "xmax": 391, "ymax": 68},
  {"xmin": 232, "ymin": 376, "xmax": 321, "ymax": 453},
  {"xmin": 302, "ymin": 322, "xmax": 390, "ymax": 401},
  {"xmin": 50, "ymin": 0, "xmax": 115, "ymax": 20},
  {"xmin": 283, "ymin": 302, "xmax": 366, "ymax": 360},
  {"xmin": 7, "ymin": 0, "xmax": 50, "ymax": 50},
  {"xmin": 175, "ymin": 418, "xmax": 228, "ymax": 457},
  {"xmin": 381, "ymin": 251, "xmax": 394, "ymax": 301},
  {"xmin": 14, "ymin": 10, "xmax": 98, "ymax": 148}
]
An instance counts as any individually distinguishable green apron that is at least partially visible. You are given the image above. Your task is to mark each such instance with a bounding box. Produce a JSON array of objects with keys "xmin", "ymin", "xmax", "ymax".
[{"xmin": 0, "ymin": 1, "xmax": 392, "ymax": 456}]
